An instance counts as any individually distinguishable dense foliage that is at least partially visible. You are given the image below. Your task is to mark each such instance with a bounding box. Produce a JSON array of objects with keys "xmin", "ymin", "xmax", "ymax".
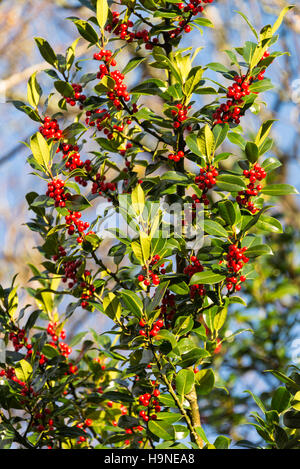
[{"xmin": 0, "ymin": 0, "xmax": 299, "ymax": 450}]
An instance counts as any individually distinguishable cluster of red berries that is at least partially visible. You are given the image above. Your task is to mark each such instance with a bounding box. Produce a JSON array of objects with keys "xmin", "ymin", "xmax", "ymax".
[
  {"xmin": 105, "ymin": 12, "xmax": 131, "ymax": 39},
  {"xmin": 192, "ymin": 165, "xmax": 219, "ymax": 206},
  {"xmin": 195, "ymin": 165, "xmax": 219, "ymax": 191},
  {"xmin": 47, "ymin": 322, "xmax": 71, "ymax": 358},
  {"xmin": 80, "ymin": 280, "xmax": 96, "ymax": 309},
  {"xmin": 256, "ymin": 50, "xmax": 270, "ymax": 81},
  {"xmin": 39, "ymin": 116, "xmax": 62, "ymax": 140},
  {"xmin": 94, "ymin": 49, "xmax": 117, "ymax": 66},
  {"xmin": 68, "ymin": 362, "xmax": 78, "ymax": 374},
  {"xmin": 105, "ymin": 12, "xmax": 159, "ymax": 50},
  {"xmin": 120, "ymin": 142, "xmax": 133, "ymax": 157},
  {"xmin": 85, "ymin": 108, "xmax": 111, "ymax": 133},
  {"xmin": 46, "ymin": 178, "xmax": 70, "ymax": 208},
  {"xmin": 94, "ymin": 50, "xmax": 130, "ymax": 109},
  {"xmin": 60, "ymin": 143, "xmax": 85, "ymax": 173},
  {"xmin": 65, "ymin": 210, "xmax": 90, "ymax": 244},
  {"xmin": 224, "ymin": 244, "xmax": 249, "ymax": 292},
  {"xmin": 213, "ymin": 75, "xmax": 252, "ymax": 125},
  {"xmin": 61, "ymin": 259, "xmax": 81, "ymax": 287},
  {"xmin": 75, "ymin": 419, "xmax": 93, "ymax": 445},
  {"xmin": 32, "ymin": 408, "xmax": 54, "ymax": 433},
  {"xmin": 93, "ymin": 357, "xmax": 106, "ymax": 371},
  {"xmin": 139, "ymin": 318, "xmax": 164, "ymax": 338},
  {"xmin": 9, "ymin": 328, "xmax": 28, "ymax": 351},
  {"xmin": 8, "ymin": 328, "xmax": 33, "ymax": 359},
  {"xmin": 161, "ymin": 290, "xmax": 177, "ymax": 323},
  {"xmin": 0, "ymin": 367, "xmax": 37, "ymax": 398},
  {"xmin": 168, "ymin": 0, "xmax": 214, "ymax": 38},
  {"xmin": 138, "ymin": 386, "xmax": 161, "ymax": 422},
  {"xmin": 236, "ymin": 163, "xmax": 267, "ymax": 214},
  {"xmin": 184, "ymin": 256, "xmax": 206, "ymax": 298},
  {"xmin": 171, "ymin": 103, "xmax": 191, "ymax": 129},
  {"xmin": 52, "ymin": 245, "xmax": 66, "ymax": 262},
  {"xmin": 91, "ymin": 174, "xmax": 117, "ymax": 200},
  {"xmin": 138, "ymin": 255, "xmax": 165, "ymax": 287},
  {"xmin": 213, "ymin": 50, "xmax": 269, "ymax": 126},
  {"xmin": 108, "ymin": 70, "xmax": 130, "ymax": 109},
  {"xmin": 65, "ymin": 83, "xmax": 86, "ymax": 107},
  {"xmin": 95, "ymin": 51, "xmax": 116, "ymax": 82},
  {"xmin": 168, "ymin": 150, "xmax": 185, "ymax": 162}
]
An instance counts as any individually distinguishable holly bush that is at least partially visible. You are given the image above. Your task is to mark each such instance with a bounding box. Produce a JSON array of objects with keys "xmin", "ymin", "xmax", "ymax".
[{"xmin": 0, "ymin": 0, "xmax": 299, "ymax": 450}]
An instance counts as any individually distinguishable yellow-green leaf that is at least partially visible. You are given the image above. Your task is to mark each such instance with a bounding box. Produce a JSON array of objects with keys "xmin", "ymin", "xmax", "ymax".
[
  {"xmin": 97, "ymin": 0, "xmax": 109, "ymax": 30},
  {"xmin": 15, "ymin": 360, "xmax": 32, "ymax": 382},
  {"xmin": 103, "ymin": 292, "xmax": 121, "ymax": 321},
  {"xmin": 27, "ymin": 72, "xmax": 42, "ymax": 108},
  {"xmin": 30, "ymin": 132, "xmax": 51, "ymax": 169},
  {"xmin": 132, "ymin": 184, "xmax": 145, "ymax": 216}
]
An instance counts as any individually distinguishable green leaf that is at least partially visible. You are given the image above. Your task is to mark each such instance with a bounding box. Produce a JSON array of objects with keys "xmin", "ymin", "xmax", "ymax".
[
  {"xmin": 283, "ymin": 410, "xmax": 300, "ymax": 429},
  {"xmin": 261, "ymin": 184, "xmax": 298, "ymax": 196},
  {"xmin": 122, "ymin": 56, "xmax": 147, "ymax": 75},
  {"xmin": 173, "ymin": 316, "xmax": 194, "ymax": 336},
  {"xmin": 245, "ymin": 390, "xmax": 266, "ymax": 414},
  {"xmin": 246, "ymin": 244, "xmax": 273, "ymax": 258},
  {"xmin": 54, "ymin": 80, "xmax": 75, "ymax": 98},
  {"xmin": 177, "ymin": 348, "xmax": 210, "ymax": 367},
  {"xmin": 30, "ymin": 132, "xmax": 51, "ymax": 169},
  {"xmin": 204, "ymin": 219, "xmax": 228, "ymax": 238},
  {"xmin": 213, "ymin": 124, "xmax": 229, "ymax": 149},
  {"xmin": 198, "ymin": 125, "xmax": 215, "ymax": 160},
  {"xmin": 266, "ymin": 370, "xmax": 299, "ymax": 390},
  {"xmin": 185, "ymin": 133, "xmax": 205, "ymax": 161},
  {"xmin": 249, "ymin": 79, "xmax": 274, "ymax": 93},
  {"xmin": 195, "ymin": 369, "xmax": 215, "ymax": 395},
  {"xmin": 27, "ymin": 72, "xmax": 42, "ymax": 108},
  {"xmin": 169, "ymin": 282, "xmax": 189, "ymax": 296},
  {"xmin": 103, "ymin": 292, "xmax": 121, "ymax": 321},
  {"xmin": 161, "ymin": 171, "xmax": 188, "ymax": 182},
  {"xmin": 42, "ymin": 344, "xmax": 60, "ymax": 358},
  {"xmin": 227, "ymin": 132, "xmax": 246, "ymax": 149},
  {"xmin": 66, "ymin": 37, "xmax": 80, "ymax": 71},
  {"xmin": 69, "ymin": 17, "xmax": 99, "ymax": 44},
  {"xmin": 34, "ymin": 37, "xmax": 57, "ymax": 66},
  {"xmin": 121, "ymin": 290, "xmax": 143, "ymax": 318},
  {"xmin": 236, "ymin": 11, "xmax": 258, "ymax": 39},
  {"xmin": 15, "ymin": 360, "xmax": 32, "ymax": 382},
  {"xmin": 131, "ymin": 241, "xmax": 143, "ymax": 264},
  {"xmin": 132, "ymin": 184, "xmax": 145, "ymax": 215},
  {"xmin": 291, "ymin": 391, "xmax": 300, "ymax": 411},
  {"xmin": 176, "ymin": 369, "xmax": 195, "ymax": 400},
  {"xmin": 148, "ymin": 420, "xmax": 175, "ymax": 441},
  {"xmin": 216, "ymin": 174, "xmax": 246, "ymax": 192},
  {"xmin": 156, "ymin": 413, "xmax": 183, "ymax": 424},
  {"xmin": 214, "ymin": 435, "xmax": 231, "ymax": 449},
  {"xmin": 256, "ymin": 215, "xmax": 283, "ymax": 233},
  {"xmin": 207, "ymin": 62, "xmax": 229, "ymax": 73},
  {"xmin": 218, "ymin": 200, "xmax": 236, "ymax": 226},
  {"xmin": 255, "ymin": 120, "xmax": 276, "ymax": 147},
  {"xmin": 214, "ymin": 308, "xmax": 227, "ymax": 331},
  {"xmin": 66, "ymin": 194, "xmax": 91, "ymax": 211},
  {"xmin": 272, "ymin": 5, "xmax": 294, "ymax": 35},
  {"xmin": 184, "ymin": 66, "xmax": 204, "ymax": 97},
  {"xmin": 190, "ymin": 270, "xmax": 226, "ymax": 285},
  {"xmin": 140, "ymin": 232, "xmax": 151, "ymax": 264},
  {"xmin": 271, "ymin": 387, "xmax": 291, "ymax": 413},
  {"xmin": 245, "ymin": 142, "xmax": 259, "ymax": 164},
  {"xmin": 261, "ymin": 157, "xmax": 281, "ymax": 173},
  {"xmin": 97, "ymin": 0, "xmax": 108, "ymax": 29},
  {"xmin": 154, "ymin": 329, "xmax": 177, "ymax": 349}
]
